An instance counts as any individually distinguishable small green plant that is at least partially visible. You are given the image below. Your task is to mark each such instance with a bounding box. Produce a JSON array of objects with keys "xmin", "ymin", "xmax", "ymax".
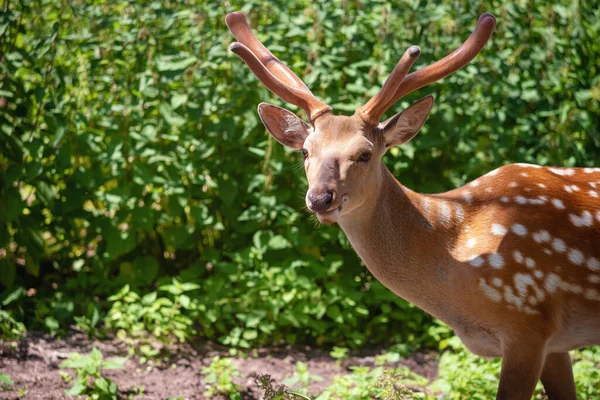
[
  {"xmin": 59, "ymin": 347, "xmax": 127, "ymax": 399},
  {"xmin": 0, "ymin": 310, "xmax": 26, "ymax": 342},
  {"xmin": 329, "ymin": 347, "xmax": 349, "ymax": 365},
  {"xmin": 201, "ymin": 356, "xmax": 242, "ymax": 399},
  {"xmin": 74, "ymin": 303, "xmax": 104, "ymax": 339},
  {"xmin": 317, "ymin": 365, "xmax": 428, "ymax": 400},
  {"xmin": 254, "ymin": 374, "xmax": 312, "ymax": 400},
  {"xmin": 283, "ymin": 361, "xmax": 323, "ymax": 393},
  {"xmin": 0, "ymin": 372, "xmax": 14, "ymax": 391}
]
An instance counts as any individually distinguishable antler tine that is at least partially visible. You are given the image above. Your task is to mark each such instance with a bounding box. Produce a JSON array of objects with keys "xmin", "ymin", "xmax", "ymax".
[
  {"xmin": 226, "ymin": 12, "xmax": 332, "ymax": 122},
  {"xmin": 229, "ymin": 42, "xmax": 328, "ymax": 118},
  {"xmin": 359, "ymin": 12, "xmax": 496, "ymax": 126},
  {"xmin": 356, "ymin": 46, "xmax": 421, "ymax": 125}
]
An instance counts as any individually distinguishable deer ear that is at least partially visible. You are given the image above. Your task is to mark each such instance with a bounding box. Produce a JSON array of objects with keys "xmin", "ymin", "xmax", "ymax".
[
  {"xmin": 381, "ymin": 95, "xmax": 434, "ymax": 148},
  {"xmin": 258, "ymin": 103, "xmax": 311, "ymax": 150}
]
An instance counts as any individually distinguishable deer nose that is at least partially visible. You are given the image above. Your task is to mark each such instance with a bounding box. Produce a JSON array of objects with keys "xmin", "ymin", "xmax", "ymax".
[{"xmin": 307, "ymin": 190, "xmax": 334, "ymax": 213}]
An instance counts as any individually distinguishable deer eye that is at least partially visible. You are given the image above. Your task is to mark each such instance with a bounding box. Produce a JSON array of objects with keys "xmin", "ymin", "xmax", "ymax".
[
  {"xmin": 358, "ymin": 152, "xmax": 372, "ymax": 163},
  {"xmin": 301, "ymin": 148, "xmax": 309, "ymax": 159}
]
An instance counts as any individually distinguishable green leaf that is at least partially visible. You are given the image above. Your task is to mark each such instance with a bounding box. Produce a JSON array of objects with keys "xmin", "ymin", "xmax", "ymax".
[
  {"xmin": 65, "ymin": 376, "xmax": 86, "ymax": 396},
  {"xmin": 102, "ymin": 357, "xmax": 128, "ymax": 370},
  {"xmin": 268, "ymin": 235, "xmax": 291, "ymax": 250},
  {"xmin": 0, "ymin": 373, "xmax": 14, "ymax": 386},
  {"xmin": 156, "ymin": 55, "xmax": 197, "ymax": 72}
]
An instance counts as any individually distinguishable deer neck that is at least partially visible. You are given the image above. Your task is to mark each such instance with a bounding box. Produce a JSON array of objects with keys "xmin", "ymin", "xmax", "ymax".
[{"xmin": 338, "ymin": 163, "xmax": 462, "ymax": 314}]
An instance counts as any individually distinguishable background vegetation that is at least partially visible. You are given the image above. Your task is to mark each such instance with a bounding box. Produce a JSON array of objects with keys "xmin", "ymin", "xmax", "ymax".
[{"xmin": 0, "ymin": 0, "xmax": 599, "ymax": 397}]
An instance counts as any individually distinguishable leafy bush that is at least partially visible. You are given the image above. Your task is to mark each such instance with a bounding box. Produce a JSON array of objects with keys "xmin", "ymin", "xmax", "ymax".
[
  {"xmin": 1, "ymin": 0, "xmax": 598, "ymax": 350},
  {"xmin": 105, "ymin": 282, "xmax": 197, "ymax": 344},
  {"xmin": 572, "ymin": 346, "xmax": 600, "ymax": 399}
]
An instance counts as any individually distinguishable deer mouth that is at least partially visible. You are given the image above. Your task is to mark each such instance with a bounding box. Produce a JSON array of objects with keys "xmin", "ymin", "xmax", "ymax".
[
  {"xmin": 316, "ymin": 205, "xmax": 342, "ymax": 223},
  {"xmin": 315, "ymin": 195, "xmax": 348, "ymax": 224}
]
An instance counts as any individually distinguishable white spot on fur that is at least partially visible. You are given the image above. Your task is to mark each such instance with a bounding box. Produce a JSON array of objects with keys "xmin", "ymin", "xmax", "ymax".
[
  {"xmin": 463, "ymin": 192, "xmax": 472, "ymax": 204},
  {"xmin": 537, "ymin": 183, "xmax": 547, "ymax": 189},
  {"xmin": 516, "ymin": 163, "xmax": 542, "ymax": 168},
  {"xmin": 504, "ymin": 286, "xmax": 523, "ymax": 308},
  {"xmin": 552, "ymin": 238, "xmax": 567, "ymax": 253},
  {"xmin": 487, "ymin": 168, "xmax": 500, "ymax": 176},
  {"xmin": 587, "ymin": 257, "xmax": 600, "ymax": 272},
  {"xmin": 485, "ymin": 187, "xmax": 493, "ymax": 193},
  {"xmin": 584, "ymin": 288, "xmax": 600, "ymax": 301},
  {"xmin": 552, "ymin": 199, "xmax": 565, "ymax": 209},
  {"xmin": 466, "ymin": 238, "xmax": 477, "ymax": 249},
  {"xmin": 511, "ymin": 224, "xmax": 527, "ymax": 236},
  {"xmin": 528, "ymin": 196, "xmax": 547, "ymax": 205},
  {"xmin": 588, "ymin": 275, "xmax": 600, "ymax": 284},
  {"xmin": 515, "ymin": 196, "xmax": 527, "ymax": 204},
  {"xmin": 533, "ymin": 230, "xmax": 551, "ymax": 243},
  {"xmin": 454, "ymin": 204, "xmax": 464, "ymax": 222},
  {"xmin": 479, "ymin": 278, "xmax": 502, "ymax": 302},
  {"xmin": 508, "ymin": 182, "xmax": 518, "ymax": 188},
  {"xmin": 597, "ymin": 211, "xmax": 600, "ymax": 223},
  {"xmin": 590, "ymin": 190, "xmax": 599, "ymax": 198},
  {"xmin": 544, "ymin": 273, "xmax": 561, "ymax": 293},
  {"xmin": 523, "ymin": 306, "xmax": 539, "ymax": 315},
  {"xmin": 491, "ymin": 224, "xmax": 507, "ymax": 236},
  {"xmin": 564, "ymin": 185, "xmax": 574, "ymax": 194},
  {"xmin": 515, "ymin": 273, "xmax": 535, "ymax": 297},
  {"xmin": 525, "ymin": 258, "xmax": 536, "ymax": 269},
  {"xmin": 439, "ymin": 202, "xmax": 451, "ymax": 225},
  {"xmin": 488, "ymin": 253, "xmax": 504, "ymax": 269},
  {"xmin": 469, "ymin": 256, "xmax": 484, "ymax": 267},
  {"xmin": 500, "ymin": 196, "xmax": 509, "ymax": 203},
  {"xmin": 513, "ymin": 250, "xmax": 524, "ymax": 264},
  {"xmin": 534, "ymin": 270, "xmax": 544, "ymax": 279},
  {"xmin": 569, "ymin": 211, "xmax": 593, "ymax": 227},
  {"xmin": 560, "ymin": 281, "xmax": 582, "ymax": 294},
  {"xmin": 520, "ymin": 172, "xmax": 529, "ymax": 177},
  {"xmin": 549, "ymin": 168, "xmax": 575, "ymax": 176},
  {"xmin": 470, "ymin": 180, "xmax": 480, "ymax": 187},
  {"xmin": 421, "ymin": 197, "xmax": 431, "ymax": 215},
  {"xmin": 568, "ymin": 249, "xmax": 584, "ymax": 265},
  {"xmin": 543, "ymin": 248, "xmax": 552, "ymax": 255},
  {"xmin": 492, "ymin": 277, "xmax": 503, "ymax": 287}
]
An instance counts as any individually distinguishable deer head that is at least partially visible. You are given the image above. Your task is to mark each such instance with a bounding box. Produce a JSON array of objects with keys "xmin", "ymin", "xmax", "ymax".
[{"xmin": 226, "ymin": 12, "xmax": 496, "ymax": 224}]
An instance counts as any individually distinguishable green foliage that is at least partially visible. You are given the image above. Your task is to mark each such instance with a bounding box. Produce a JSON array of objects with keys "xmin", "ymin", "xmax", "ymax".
[
  {"xmin": 572, "ymin": 346, "xmax": 600, "ymax": 399},
  {"xmin": 1, "ymin": 0, "xmax": 598, "ymax": 353},
  {"xmin": 201, "ymin": 356, "xmax": 242, "ymax": 399},
  {"xmin": 59, "ymin": 347, "xmax": 127, "ymax": 400},
  {"xmin": 0, "ymin": 309, "xmax": 26, "ymax": 341},
  {"xmin": 106, "ymin": 282, "xmax": 197, "ymax": 344},
  {"xmin": 429, "ymin": 337, "xmax": 503, "ymax": 399},
  {"xmin": 0, "ymin": 372, "xmax": 14, "ymax": 391},
  {"xmin": 316, "ymin": 366, "xmax": 425, "ymax": 400},
  {"xmin": 283, "ymin": 361, "xmax": 324, "ymax": 393},
  {"xmin": 430, "ymin": 337, "xmax": 599, "ymax": 399}
]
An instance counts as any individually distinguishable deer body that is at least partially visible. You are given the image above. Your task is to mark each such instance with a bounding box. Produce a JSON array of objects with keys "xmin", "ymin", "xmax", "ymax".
[{"xmin": 226, "ymin": 11, "xmax": 599, "ymax": 399}]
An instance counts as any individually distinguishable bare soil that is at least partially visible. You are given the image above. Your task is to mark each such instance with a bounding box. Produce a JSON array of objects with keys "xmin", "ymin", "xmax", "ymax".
[{"xmin": 1, "ymin": 332, "xmax": 439, "ymax": 399}]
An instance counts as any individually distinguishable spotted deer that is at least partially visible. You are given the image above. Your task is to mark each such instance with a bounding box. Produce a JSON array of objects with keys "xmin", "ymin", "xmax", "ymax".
[{"xmin": 226, "ymin": 11, "xmax": 600, "ymax": 400}]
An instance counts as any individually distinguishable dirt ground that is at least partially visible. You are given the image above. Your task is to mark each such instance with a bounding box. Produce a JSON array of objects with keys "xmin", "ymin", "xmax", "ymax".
[{"xmin": 1, "ymin": 332, "xmax": 439, "ymax": 399}]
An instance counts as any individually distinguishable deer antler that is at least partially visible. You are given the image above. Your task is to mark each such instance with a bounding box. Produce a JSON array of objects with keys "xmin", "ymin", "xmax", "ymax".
[
  {"xmin": 225, "ymin": 12, "xmax": 332, "ymax": 123},
  {"xmin": 357, "ymin": 13, "xmax": 496, "ymax": 126}
]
